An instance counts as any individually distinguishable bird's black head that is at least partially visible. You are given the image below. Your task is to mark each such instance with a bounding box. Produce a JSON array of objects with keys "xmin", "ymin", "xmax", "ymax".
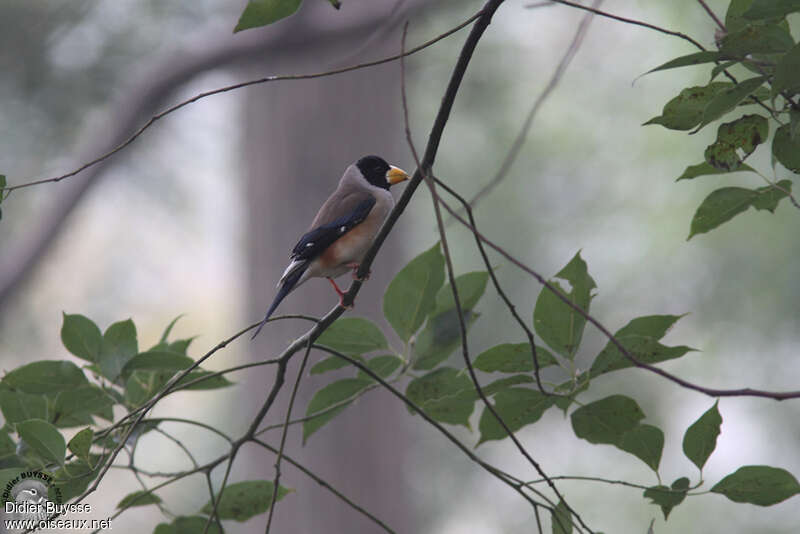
[{"xmin": 356, "ymin": 155, "xmax": 392, "ymax": 190}]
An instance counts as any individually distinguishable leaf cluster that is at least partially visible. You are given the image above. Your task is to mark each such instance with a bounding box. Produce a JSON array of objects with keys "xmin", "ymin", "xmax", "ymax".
[{"xmin": 644, "ymin": 0, "xmax": 800, "ymax": 238}]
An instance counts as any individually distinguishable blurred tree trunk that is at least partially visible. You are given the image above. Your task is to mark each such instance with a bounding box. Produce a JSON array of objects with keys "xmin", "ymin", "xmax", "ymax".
[{"xmin": 241, "ymin": 2, "xmax": 416, "ymax": 532}]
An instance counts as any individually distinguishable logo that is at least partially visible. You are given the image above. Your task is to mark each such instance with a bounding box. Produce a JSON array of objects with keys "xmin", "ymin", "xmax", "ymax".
[{"xmin": 1, "ymin": 470, "xmax": 63, "ymax": 532}]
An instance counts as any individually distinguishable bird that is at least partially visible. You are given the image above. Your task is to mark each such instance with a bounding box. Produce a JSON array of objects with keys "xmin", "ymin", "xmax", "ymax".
[{"xmin": 251, "ymin": 155, "xmax": 410, "ymax": 339}]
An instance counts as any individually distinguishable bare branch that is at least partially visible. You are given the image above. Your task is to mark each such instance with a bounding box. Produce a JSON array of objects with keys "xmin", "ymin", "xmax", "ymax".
[
  {"xmin": 534, "ymin": 0, "xmax": 706, "ymax": 51},
  {"xmin": 265, "ymin": 340, "xmax": 313, "ymax": 533},
  {"xmin": 0, "ymin": 9, "xmax": 482, "ymax": 196},
  {"xmin": 464, "ymin": 0, "xmax": 602, "ymax": 212},
  {"xmin": 695, "ymin": 0, "xmax": 726, "ymax": 31},
  {"xmin": 253, "ymin": 439, "xmax": 397, "ymax": 534},
  {"xmin": 436, "ymin": 191, "xmax": 800, "ymax": 401},
  {"xmin": 401, "ymin": 23, "xmax": 591, "ymax": 534}
]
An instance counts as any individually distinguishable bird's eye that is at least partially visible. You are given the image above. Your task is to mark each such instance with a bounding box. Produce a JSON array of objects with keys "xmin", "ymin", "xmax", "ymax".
[
  {"xmin": 305, "ymin": 242, "xmax": 313, "ymax": 248},
  {"xmin": 339, "ymin": 226, "xmax": 347, "ymax": 233}
]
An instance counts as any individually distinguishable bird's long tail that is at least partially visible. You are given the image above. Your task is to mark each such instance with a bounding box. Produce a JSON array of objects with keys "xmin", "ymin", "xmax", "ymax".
[{"xmin": 251, "ymin": 263, "xmax": 308, "ymax": 340}]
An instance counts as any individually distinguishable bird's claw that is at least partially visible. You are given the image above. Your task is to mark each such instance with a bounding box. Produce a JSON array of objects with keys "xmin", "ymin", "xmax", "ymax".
[{"xmin": 348, "ymin": 263, "xmax": 371, "ymax": 281}]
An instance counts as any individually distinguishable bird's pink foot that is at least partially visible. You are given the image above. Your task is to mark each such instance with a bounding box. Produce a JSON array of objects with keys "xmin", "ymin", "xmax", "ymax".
[{"xmin": 328, "ymin": 278, "xmax": 354, "ymax": 308}]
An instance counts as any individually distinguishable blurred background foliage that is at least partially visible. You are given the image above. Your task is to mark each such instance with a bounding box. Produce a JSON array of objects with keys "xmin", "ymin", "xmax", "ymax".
[{"xmin": 0, "ymin": 0, "xmax": 798, "ymax": 532}]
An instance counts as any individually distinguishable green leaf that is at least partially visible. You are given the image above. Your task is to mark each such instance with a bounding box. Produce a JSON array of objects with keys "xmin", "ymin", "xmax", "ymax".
[
  {"xmin": 683, "ymin": 401, "xmax": 722, "ymax": 471},
  {"xmin": 67, "ymin": 428, "xmax": 93, "ymax": 463},
  {"xmin": 125, "ymin": 370, "xmax": 169, "ymax": 407},
  {"xmin": 98, "ymin": 319, "xmax": 138, "ymax": 382},
  {"xmin": 431, "ymin": 271, "xmax": 489, "ymax": 317},
  {"xmin": 616, "ymin": 424, "xmax": 664, "ymax": 472},
  {"xmin": 533, "ymin": 251, "xmax": 596, "ymax": 359},
  {"xmin": 383, "ymin": 243, "xmax": 445, "ymax": 341},
  {"xmin": 406, "ymin": 367, "xmax": 472, "ymax": 405},
  {"xmin": 118, "ymin": 489, "xmax": 162, "ymax": 509},
  {"xmin": 357, "ymin": 355, "xmax": 403, "ymax": 381},
  {"xmin": 159, "ymin": 314, "xmax": 185, "ymax": 344},
  {"xmin": 406, "ymin": 367, "xmax": 475, "ymax": 426},
  {"xmin": 688, "ymin": 182, "xmax": 793, "ymax": 239},
  {"xmin": 166, "ymin": 338, "xmax": 194, "ymax": 355},
  {"xmin": 697, "ymin": 78, "xmax": 767, "ymax": 131},
  {"xmin": 690, "ymin": 187, "xmax": 753, "ymax": 238},
  {"xmin": 202, "ymin": 480, "xmax": 291, "ymax": 520},
  {"xmin": 552, "ymin": 498, "xmax": 572, "ymax": 534},
  {"xmin": 473, "ymin": 343, "xmax": 558, "ymax": 373},
  {"xmin": 743, "ymin": 0, "xmax": 800, "ymax": 19},
  {"xmin": 0, "ymin": 428, "xmax": 15, "ymax": 458},
  {"xmin": 52, "ymin": 456, "xmax": 102, "ymax": 501},
  {"xmin": 771, "ymin": 43, "xmax": 800, "ymax": 97},
  {"xmin": 751, "ymin": 180, "xmax": 793, "ymax": 211},
  {"xmin": 720, "ymin": 24, "xmax": 794, "ymax": 56},
  {"xmin": 571, "ymin": 395, "xmax": 645, "ymax": 445},
  {"xmin": 478, "ymin": 388, "xmax": 555, "ymax": 445},
  {"xmin": 53, "ymin": 386, "xmax": 114, "ymax": 427},
  {"xmin": 316, "ymin": 317, "xmax": 388, "ymax": 356},
  {"xmin": 644, "ymin": 477, "xmax": 690, "ymax": 520},
  {"xmin": 711, "ymin": 466, "xmax": 800, "ymax": 505},
  {"xmin": 61, "ymin": 313, "xmax": 102, "ymax": 362},
  {"xmin": 412, "ymin": 309, "xmax": 478, "ymax": 371},
  {"xmin": 589, "ymin": 314, "xmax": 694, "ymax": 377},
  {"xmin": 677, "ymin": 161, "xmax": 754, "ymax": 181},
  {"xmin": 309, "ymin": 354, "xmax": 363, "ymax": 375},
  {"xmin": 553, "ymin": 374, "xmax": 590, "ymax": 414},
  {"xmin": 646, "ymin": 51, "xmax": 722, "ymax": 74},
  {"xmin": 0, "ymin": 390, "xmax": 49, "ymax": 424},
  {"xmin": 704, "ymin": 114, "xmax": 769, "ymax": 170},
  {"xmin": 234, "ymin": 0, "xmax": 302, "ymax": 32},
  {"xmin": 16, "ymin": 419, "xmax": 66, "ymax": 466},
  {"xmin": 482, "ymin": 374, "xmax": 535, "ymax": 396},
  {"xmin": 121, "ymin": 351, "xmax": 193, "ymax": 375},
  {"xmin": 726, "ymin": 0, "xmax": 759, "ymax": 32},
  {"xmin": 304, "ymin": 378, "xmax": 371, "ymax": 441},
  {"xmin": 643, "ymin": 83, "xmax": 732, "ymax": 131},
  {"xmin": 773, "ymin": 123, "xmax": 800, "ymax": 172},
  {"xmin": 302, "ymin": 404, "xmax": 350, "ymax": 444},
  {"xmin": 175, "ymin": 371, "xmax": 234, "ymax": 391},
  {"xmin": 710, "ymin": 60, "xmax": 740, "ymax": 81},
  {"xmin": 2, "ymin": 360, "xmax": 89, "ymax": 395}
]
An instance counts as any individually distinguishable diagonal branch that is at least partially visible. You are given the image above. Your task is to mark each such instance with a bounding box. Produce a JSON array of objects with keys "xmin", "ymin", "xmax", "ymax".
[{"xmin": 436, "ymin": 190, "xmax": 800, "ymax": 401}]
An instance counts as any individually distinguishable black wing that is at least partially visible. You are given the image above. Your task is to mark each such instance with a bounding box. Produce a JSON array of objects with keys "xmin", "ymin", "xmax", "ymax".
[{"xmin": 290, "ymin": 196, "xmax": 376, "ymax": 261}]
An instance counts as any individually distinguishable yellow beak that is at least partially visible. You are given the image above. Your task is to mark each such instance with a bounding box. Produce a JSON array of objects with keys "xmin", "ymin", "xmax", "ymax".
[{"xmin": 386, "ymin": 165, "xmax": 410, "ymax": 185}]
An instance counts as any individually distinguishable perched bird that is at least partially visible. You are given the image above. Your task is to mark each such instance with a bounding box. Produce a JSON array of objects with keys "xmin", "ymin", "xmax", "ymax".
[{"xmin": 251, "ymin": 155, "xmax": 409, "ymax": 339}]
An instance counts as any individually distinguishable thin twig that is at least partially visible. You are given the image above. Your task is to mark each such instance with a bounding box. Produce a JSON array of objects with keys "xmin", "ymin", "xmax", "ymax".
[
  {"xmin": 265, "ymin": 339, "xmax": 313, "ymax": 533},
  {"xmin": 400, "ymin": 24, "xmax": 590, "ymax": 534},
  {"xmin": 312, "ymin": 345, "xmax": 549, "ymax": 514},
  {"xmin": 695, "ymin": 0, "xmax": 726, "ymax": 31},
  {"xmin": 71, "ymin": 321, "xmax": 258, "ymax": 507},
  {"xmin": 253, "ymin": 439, "xmax": 397, "ymax": 534},
  {"xmin": 0, "ymin": 9, "xmax": 484, "ymax": 195},
  {"xmin": 535, "ymin": 0, "xmax": 706, "ymax": 50},
  {"xmin": 436, "ymin": 192, "xmax": 800, "ymax": 400},
  {"xmin": 434, "ymin": 175, "xmax": 553, "ymax": 392},
  {"xmin": 464, "ymin": 0, "xmax": 602, "ymax": 212}
]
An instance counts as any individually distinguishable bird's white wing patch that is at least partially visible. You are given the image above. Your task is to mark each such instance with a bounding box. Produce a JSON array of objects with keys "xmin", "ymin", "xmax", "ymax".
[{"xmin": 278, "ymin": 259, "xmax": 307, "ymax": 288}]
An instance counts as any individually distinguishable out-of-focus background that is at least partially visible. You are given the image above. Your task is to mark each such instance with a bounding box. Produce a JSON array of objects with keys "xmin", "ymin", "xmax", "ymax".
[{"xmin": 1, "ymin": 0, "xmax": 798, "ymax": 532}]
